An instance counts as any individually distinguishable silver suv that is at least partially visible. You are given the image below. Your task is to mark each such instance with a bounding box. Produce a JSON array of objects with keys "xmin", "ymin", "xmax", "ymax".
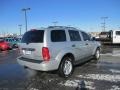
[{"xmin": 17, "ymin": 26, "xmax": 101, "ymax": 77}]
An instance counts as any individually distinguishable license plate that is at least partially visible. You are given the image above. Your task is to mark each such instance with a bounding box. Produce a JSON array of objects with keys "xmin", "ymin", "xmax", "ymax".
[{"xmin": 23, "ymin": 50, "xmax": 31, "ymax": 55}]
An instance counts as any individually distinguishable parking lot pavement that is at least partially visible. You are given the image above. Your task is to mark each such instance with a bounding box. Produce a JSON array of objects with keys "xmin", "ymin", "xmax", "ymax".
[{"xmin": 0, "ymin": 47, "xmax": 120, "ymax": 90}]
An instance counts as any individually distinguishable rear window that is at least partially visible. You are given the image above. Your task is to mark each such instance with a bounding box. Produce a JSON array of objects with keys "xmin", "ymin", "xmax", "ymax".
[
  {"xmin": 51, "ymin": 30, "xmax": 66, "ymax": 42},
  {"xmin": 21, "ymin": 30, "xmax": 44, "ymax": 43},
  {"xmin": 116, "ymin": 31, "xmax": 120, "ymax": 35}
]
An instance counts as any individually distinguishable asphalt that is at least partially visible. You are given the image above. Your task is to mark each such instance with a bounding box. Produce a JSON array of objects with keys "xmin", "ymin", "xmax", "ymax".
[{"xmin": 0, "ymin": 46, "xmax": 120, "ymax": 90}]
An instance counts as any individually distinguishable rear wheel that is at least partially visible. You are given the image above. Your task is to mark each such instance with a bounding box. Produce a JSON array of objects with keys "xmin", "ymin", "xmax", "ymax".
[
  {"xmin": 58, "ymin": 57, "xmax": 73, "ymax": 78},
  {"xmin": 94, "ymin": 48, "xmax": 100, "ymax": 60}
]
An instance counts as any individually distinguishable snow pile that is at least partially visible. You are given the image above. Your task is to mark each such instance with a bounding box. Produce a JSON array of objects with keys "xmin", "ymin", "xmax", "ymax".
[
  {"xmin": 59, "ymin": 80, "xmax": 95, "ymax": 90},
  {"xmin": 77, "ymin": 74, "xmax": 120, "ymax": 82}
]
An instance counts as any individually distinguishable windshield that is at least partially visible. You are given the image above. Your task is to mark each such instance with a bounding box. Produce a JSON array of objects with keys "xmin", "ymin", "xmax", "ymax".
[{"xmin": 21, "ymin": 30, "xmax": 44, "ymax": 43}]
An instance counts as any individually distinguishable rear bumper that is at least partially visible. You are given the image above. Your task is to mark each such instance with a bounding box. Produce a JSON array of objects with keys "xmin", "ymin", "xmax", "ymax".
[{"xmin": 17, "ymin": 56, "xmax": 60, "ymax": 71}]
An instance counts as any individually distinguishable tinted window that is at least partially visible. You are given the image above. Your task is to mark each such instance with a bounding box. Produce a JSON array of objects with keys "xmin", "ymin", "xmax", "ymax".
[
  {"xmin": 22, "ymin": 30, "xmax": 44, "ymax": 43},
  {"xmin": 68, "ymin": 30, "xmax": 81, "ymax": 41},
  {"xmin": 81, "ymin": 32, "xmax": 90, "ymax": 41},
  {"xmin": 116, "ymin": 31, "xmax": 120, "ymax": 35},
  {"xmin": 51, "ymin": 30, "xmax": 66, "ymax": 42},
  {"xmin": 6, "ymin": 39, "xmax": 8, "ymax": 41}
]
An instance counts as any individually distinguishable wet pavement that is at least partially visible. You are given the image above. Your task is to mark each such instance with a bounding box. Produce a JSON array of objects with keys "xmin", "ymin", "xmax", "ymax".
[{"xmin": 0, "ymin": 46, "xmax": 120, "ymax": 90}]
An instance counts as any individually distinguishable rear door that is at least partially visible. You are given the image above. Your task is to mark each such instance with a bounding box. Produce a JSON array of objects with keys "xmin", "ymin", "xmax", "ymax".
[
  {"xmin": 68, "ymin": 30, "xmax": 86, "ymax": 61},
  {"xmin": 80, "ymin": 31, "xmax": 94, "ymax": 57},
  {"xmin": 20, "ymin": 30, "xmax": 44, "ymax": 60}
]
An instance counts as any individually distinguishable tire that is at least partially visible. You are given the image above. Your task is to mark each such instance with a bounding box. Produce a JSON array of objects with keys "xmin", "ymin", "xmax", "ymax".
[
  {"xmin": 94, "ymin": 48, "xmax": 100, "ymax": 60},
  {"xmin": 58, "ymin": 57, "xmax": 73, "ymax": 78}
]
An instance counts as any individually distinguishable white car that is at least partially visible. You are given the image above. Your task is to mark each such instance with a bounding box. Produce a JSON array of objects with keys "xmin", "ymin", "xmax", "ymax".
[{"xmin": 17, "ymin": 26, "xmax": 101, "ymax": 78}]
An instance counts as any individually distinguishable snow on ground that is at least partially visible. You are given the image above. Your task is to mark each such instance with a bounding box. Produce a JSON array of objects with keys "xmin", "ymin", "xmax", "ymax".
[
  {"xmin": 59, "ymin": 80, "xmax": 95, "ymax": 90},
  {"xmin": 110, "ymin": 85, "xmax": 120, "ymax": 90},
  {"xmin": 29, "ymin": 88, "xmax": 39, "ymax": 90},
  {"xmin": 112, "ymin": 54, "xmax": 120, "ymax": 57},
  {"xmin": 110, "ymin": 69, "xmax": 120, "ymax": 74},
  {"xmin": 77, "ymin": 74, "xmax": 120, "ymax": 82},
  {"xmin": 101, "ymin": 53, "xmax": 120, "ymax": 57},
  {"xmin": 100, "ymin": 53, "xmax": 112, "ymax": 56}
]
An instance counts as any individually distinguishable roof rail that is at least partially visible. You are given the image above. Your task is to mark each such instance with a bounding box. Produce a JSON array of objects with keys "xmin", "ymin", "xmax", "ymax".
[
  {"xmin": 48, "ymin": 26, "xmax": 77, "ymax": 30},
  {"xmin": 48, "ymin": 26, "xmax": 65, "ymax": 28}
]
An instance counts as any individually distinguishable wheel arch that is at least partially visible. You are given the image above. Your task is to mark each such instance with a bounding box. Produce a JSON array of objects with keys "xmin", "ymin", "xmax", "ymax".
[
  {"xmin": 58, "ymin": 53, "xmax": 75, "ymax": 69},
  {"xmin": 93, "ymin": 46, "xmax": 101, "ymax": 55}
]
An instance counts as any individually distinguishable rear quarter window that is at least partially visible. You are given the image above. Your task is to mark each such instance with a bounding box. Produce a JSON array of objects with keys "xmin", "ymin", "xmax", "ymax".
[
  {"xmin": 21, "ymin": 30, "xmax": 44, "ymax": 43},
  {"xmin": 51, "ymin": 30, "xmax": 66, "ymax": 42}
]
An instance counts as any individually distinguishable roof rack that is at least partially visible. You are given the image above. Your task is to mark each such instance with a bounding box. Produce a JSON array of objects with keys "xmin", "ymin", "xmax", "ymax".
[{"xmin": 48, "ymin": 26, "xmax": 77, "ymax": 30}]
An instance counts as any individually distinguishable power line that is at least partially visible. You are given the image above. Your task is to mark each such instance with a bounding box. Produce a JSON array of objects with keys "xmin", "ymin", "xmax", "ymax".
[{"xmin": 101, "ymin": 17, "xmax": 108, "ymax": 32}]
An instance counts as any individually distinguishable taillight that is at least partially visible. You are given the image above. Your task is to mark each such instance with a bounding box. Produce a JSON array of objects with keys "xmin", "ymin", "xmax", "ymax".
[{"xmin": 42, "ymin": 47, "xmax": 50, "ymax": 61}]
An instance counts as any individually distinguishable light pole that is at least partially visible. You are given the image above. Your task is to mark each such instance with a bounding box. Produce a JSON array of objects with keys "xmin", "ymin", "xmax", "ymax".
[
  {"xmin": 101, "ymin": 17, "xmax": 108, "ymax": 32},
  {"xmin": 18, "ymin": 25, "xmax": 22, "ymax": 36},
  {"xmin": 22, "ymin": 8, "xmax": 30, "ymax": 32}
]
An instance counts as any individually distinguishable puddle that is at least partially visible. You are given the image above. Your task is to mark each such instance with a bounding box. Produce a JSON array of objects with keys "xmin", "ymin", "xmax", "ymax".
[{"xmin": 101, "ymin": 46, "xmax": 120, "ymax": 57}]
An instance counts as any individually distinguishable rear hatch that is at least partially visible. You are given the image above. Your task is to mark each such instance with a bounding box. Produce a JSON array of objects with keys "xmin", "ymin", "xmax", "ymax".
[{"xmin": 20, "ymin": 30, "xmax": 44, "ymax": 60}]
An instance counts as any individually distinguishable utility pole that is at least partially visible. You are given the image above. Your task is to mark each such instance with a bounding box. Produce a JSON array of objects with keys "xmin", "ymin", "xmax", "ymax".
[
  {"xmin": 101, "ymin": 17, "xmax": 108, "ymax": 32},
  {"xmin": 52, "ymin": 21, "xmax": 58, "ymax": 26},
  {"xmin": 18, "ymin": 25, "xmax": 22, "ymax": 36},
  {"xmin": 22, "ymin": 8, "xmax": 30, "ymax": 32}
]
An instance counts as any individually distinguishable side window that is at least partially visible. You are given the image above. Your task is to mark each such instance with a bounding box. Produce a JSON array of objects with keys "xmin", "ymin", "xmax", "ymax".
[
  {"xmin": 68, "ymin": 30, "xmax": 81, "ymax": 41},
  {"xmin": 51, "ymin": 30, "xmax": 66, "ymax": 42},
  {"xmin": 81, "ymin": 31, "xmax": 91, "ymax": 41},
  {"xmin": 116, "ymin": 31, "xmax": 120, "ymax": 35}
]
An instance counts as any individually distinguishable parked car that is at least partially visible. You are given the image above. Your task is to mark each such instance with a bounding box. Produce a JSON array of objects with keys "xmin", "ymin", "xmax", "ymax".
[
  {"xmin": 4, "ymin": 37, "xmax": 20, "ymax": 48},
  {"xmin": 0, "ymin": 39, "xmax": 11, "ymax": 51},
  {"xmin": 17, "ymin": 26, "xmax": 101, "ymax": 78}
]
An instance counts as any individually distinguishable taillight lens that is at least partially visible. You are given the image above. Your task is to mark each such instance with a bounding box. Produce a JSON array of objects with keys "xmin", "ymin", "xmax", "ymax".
[{"xmin": 42, "ymin": 47, "xmax": 50, "ymax": 61}]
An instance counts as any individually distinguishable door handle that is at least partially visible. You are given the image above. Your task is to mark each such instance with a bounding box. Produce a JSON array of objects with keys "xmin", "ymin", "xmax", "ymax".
[{"xmin": 72, "ymin": 44, "xmax": 76, "ymax": 47}]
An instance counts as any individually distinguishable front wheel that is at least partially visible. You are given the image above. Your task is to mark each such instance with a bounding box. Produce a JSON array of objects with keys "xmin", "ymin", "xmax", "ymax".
[
  {"xmin": 94, "ymin": 48, "xmax": 100, "ymax": 60},
  {"xmin": 58, "ymin": 57, "xmax": 73, "ymax": 78}
]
